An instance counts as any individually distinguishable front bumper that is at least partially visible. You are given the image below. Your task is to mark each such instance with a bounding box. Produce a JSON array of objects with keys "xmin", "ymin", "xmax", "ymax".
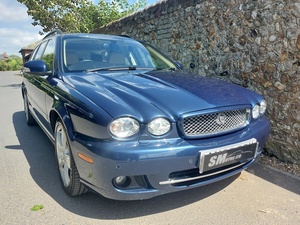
[{"xmin": 70, "ymin": 116, "xmax": 271, "ymax": 200}]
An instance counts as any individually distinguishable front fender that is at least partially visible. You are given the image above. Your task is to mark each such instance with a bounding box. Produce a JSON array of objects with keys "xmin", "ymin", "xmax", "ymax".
[{"xmin": 50, "ymin": 93, "xmax": 113, "ymax": 142}]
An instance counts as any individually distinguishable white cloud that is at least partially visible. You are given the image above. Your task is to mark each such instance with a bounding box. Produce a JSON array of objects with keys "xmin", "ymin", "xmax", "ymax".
[
  {"xmin": 0, "ymin": 28, "xmax": 42, "ymax": 55},
  {"xmin": 0, "ymin": 0, "xmax": 42, "ymax": 55},
  {"xmin": 0, "ymin": 2, "xmax": 30, "ymax": 22}
]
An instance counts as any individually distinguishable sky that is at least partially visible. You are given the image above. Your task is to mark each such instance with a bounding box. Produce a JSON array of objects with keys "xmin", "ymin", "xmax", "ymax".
[{"xmin": 0, "ymin": 0, "xmax": 158, "ymax": 57}]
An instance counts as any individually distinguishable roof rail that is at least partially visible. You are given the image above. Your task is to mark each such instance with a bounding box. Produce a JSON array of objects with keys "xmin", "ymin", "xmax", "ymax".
[{"xmin": 43, "ymin": 29, "xmax": 63, "ymax": 40}]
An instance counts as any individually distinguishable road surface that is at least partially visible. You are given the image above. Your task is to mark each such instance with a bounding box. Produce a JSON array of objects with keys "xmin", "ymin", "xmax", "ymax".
[{"xmin": 0, "ymin": 71, "xmax": 299, "ymax": 224}]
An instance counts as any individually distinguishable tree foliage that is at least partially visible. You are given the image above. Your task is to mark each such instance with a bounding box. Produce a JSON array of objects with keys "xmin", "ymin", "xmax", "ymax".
[
  {"xmin": 17, "ymin": 0, "xmax": 147, "ymax": 34},
  {"xmin": 0, "ymin": 55, "xmax": 23, "ymax": 71}
]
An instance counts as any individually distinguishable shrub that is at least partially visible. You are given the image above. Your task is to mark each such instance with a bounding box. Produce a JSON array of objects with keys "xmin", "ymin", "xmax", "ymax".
[{"xmin": 0, "ymin": 55, "xmax": 23, "ymax": 71}]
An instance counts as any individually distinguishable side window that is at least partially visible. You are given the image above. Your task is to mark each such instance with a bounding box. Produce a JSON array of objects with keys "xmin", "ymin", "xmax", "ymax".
[
  {"xmin": 42, "ymin": 39, "xmax": 55, "ymax": 71},
  {"xmin": 29, "ymin": 47, "xmax": 38, "ymax": 61},
  {"xmin": 32, "ymin": 41, "xmax": 47, "ymax": 60}
]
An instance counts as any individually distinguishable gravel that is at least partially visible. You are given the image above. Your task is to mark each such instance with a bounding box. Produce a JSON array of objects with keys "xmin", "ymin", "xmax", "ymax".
[{"xmin": 258, "ymin": 153, "xmax": 300, "ymax": 177}]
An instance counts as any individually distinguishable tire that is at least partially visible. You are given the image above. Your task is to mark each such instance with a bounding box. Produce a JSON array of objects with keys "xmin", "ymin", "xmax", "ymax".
[
  {"xmin": 54, "ymin": 119, "xmax": 88, "ymax": 196},
  {"xmin": 23, "ymin": 93, "xmax": 36, "ymax": 126}
]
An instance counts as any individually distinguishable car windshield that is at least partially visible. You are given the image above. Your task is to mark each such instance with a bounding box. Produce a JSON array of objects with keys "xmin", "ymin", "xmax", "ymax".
[{"xmin": 63, "ymin": 37, "xmax": 178, "ymax": 72}]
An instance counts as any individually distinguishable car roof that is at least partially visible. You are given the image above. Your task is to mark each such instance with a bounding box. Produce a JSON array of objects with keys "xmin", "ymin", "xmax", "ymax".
[
  {"xmin": 43, "ymin": 29, "xmax": 133, "ymax": 42},
  {"xmin": 63, "ymin": 33, "xmax": 132, "ymax": 40}
]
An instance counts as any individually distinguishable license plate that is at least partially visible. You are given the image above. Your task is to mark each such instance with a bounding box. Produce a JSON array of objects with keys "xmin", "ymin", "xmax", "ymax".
[{"xmin": 199, "ymin": 138, "xmax": 258, "ymax": 174}]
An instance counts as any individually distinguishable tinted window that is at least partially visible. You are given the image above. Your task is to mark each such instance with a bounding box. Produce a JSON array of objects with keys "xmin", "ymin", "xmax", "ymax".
[
  {"xmin": 42, "ymin": 39, "xmax": 55, "ymax": 71},
  {"xmin": 32, "ymin": 41, "xmax": 47, "ymax": 60},
  {"xmin": 63, "ymin": 37, "xmax": 177, "ymax": 72},
  {"xmin": 141, "ymin": 43, "xmax": 178, "ymax": 70}
]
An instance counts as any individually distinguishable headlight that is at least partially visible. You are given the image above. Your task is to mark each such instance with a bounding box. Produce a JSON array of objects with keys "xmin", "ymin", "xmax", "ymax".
[
  {"xmin": 259, "ymin": 99, "xmax": 267, "ymax": 115},
  {"xmin": 148, "ymin": 118, "xmax": 171, "ymax": 136},
  {"xmin": 109, "ymin": 117, "xmax": 140, "ymax": 138},
  {"xmin": 252, "ymin": 104, "xmax": 260, "ymax": 119},
  {"xmin": 252, "ymin": 100, "xmax": 267, "ymax": 119}
]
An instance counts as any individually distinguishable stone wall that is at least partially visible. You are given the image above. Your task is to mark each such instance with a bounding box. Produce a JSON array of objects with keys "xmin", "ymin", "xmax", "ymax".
[{"xmin": 94, "ymin": 0, "xmax": 300, "ymax": 164}]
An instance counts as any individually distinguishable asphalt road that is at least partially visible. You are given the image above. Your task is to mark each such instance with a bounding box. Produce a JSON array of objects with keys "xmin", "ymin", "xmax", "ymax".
[{"xmin": 0, "ymin": 71, "xmax": 299, "ymax": 225}]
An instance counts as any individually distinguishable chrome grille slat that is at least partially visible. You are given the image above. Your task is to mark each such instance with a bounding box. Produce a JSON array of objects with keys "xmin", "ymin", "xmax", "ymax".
[{"xmin": 182, "ymin": 109, "xmax": 250, "ymax": 137}]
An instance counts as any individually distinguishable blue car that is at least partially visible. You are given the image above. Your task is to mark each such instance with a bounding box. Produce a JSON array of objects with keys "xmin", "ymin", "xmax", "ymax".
[{"xmin": 21, "ymin": 30, "xmax": 271, "ymax": 200}]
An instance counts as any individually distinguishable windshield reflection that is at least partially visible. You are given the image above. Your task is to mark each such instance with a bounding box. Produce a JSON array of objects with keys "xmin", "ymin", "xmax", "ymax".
[{"xmin": 63, "ymin": 37, "xmax": 177, "ymax": 72}]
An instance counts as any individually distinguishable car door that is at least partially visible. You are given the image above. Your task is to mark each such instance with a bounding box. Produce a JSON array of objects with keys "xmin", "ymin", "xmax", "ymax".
[
  {"xmin": 25, "ymin": 39, "xmax": 55, "ymax": 134},
  {"xmin": 25, "ymin": 40, "xmax": 48, "ymax": 119}
]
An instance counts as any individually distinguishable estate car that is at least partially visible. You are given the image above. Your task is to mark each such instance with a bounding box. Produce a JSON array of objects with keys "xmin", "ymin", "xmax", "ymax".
[{"xmin": 21, "ymin": 30, "xmax": 271, "ymax": 200}]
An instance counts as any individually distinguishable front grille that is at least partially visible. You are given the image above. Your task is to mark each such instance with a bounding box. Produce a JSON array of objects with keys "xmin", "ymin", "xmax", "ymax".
[{"xmin": 181, "ymin": 109, "xmax": 250, "ymax": 138}]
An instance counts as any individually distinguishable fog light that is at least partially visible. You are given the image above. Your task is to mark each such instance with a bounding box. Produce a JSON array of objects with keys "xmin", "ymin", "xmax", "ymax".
[{"xmin": 113, "ymin": 176, "xmax": 131, "ymax": 188}]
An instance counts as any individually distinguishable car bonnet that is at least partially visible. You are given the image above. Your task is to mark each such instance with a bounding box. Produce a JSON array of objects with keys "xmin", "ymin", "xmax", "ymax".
[{"xmin": 64, "ymin": 70, "xmax": 258, "ymax": 122}]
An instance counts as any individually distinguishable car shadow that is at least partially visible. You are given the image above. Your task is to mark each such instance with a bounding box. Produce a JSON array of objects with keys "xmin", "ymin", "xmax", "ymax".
[{"xmin": 12, "ymin": 111, "xmax": 238, "ymax": 219}]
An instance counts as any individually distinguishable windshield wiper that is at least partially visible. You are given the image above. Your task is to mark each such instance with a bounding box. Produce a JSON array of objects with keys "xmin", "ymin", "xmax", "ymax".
[
  {"xmin": 86, "ymin": 66, "xmax": 157, "ymax": 73},
  {"xmin": 154, "ymin": 67, "xmax": 176, "ymax": 71},
  {"xmin": 86, "ymin": 66, "xmax": 137, "ymax": 73}
]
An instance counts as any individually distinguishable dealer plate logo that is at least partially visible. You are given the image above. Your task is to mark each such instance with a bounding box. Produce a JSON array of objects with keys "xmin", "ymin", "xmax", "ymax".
[
  {"xmin": 208, "ymin": 151, "xmax": 242, "ymax": 167},
  {"xmin": 199, "ymin": 139, "xmax": 258, "ymax": 174}
]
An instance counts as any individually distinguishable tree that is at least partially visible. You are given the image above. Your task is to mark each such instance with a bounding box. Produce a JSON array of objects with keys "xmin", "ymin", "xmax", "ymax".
[
  {"xmin": 17, "ymin": 0, "xmax": 146, "ymax": 34},
  {"xmin": 0, "ymin": 55, "xmax": 23, "ymax": 71}
]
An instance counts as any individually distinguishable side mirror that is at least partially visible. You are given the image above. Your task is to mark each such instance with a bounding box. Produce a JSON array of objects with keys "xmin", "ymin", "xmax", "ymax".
[{"xmin": 24, "ymin": 60, "xmax": 48, "ymax": 75}]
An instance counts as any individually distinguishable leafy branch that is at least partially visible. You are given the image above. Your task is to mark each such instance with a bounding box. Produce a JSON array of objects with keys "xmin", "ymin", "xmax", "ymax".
[{"xmin": 17, "ymin": 0, "xmax": 147, "ymax": 34}]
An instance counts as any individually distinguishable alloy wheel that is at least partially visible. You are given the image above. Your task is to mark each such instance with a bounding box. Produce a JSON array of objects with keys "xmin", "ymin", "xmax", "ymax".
[{"xmin": 55, "ymin": 122, "xmax": 71, "ymax": 187}]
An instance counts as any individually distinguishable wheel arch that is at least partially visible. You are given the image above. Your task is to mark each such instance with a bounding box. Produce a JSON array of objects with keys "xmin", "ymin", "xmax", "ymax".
[
  {"xmin": 50, "ymin": 102, "xmax": 75, "ymax": 142},
  {"xmin": 50, "ymin": 110, "xmax": 59, "ymax": 133}
]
